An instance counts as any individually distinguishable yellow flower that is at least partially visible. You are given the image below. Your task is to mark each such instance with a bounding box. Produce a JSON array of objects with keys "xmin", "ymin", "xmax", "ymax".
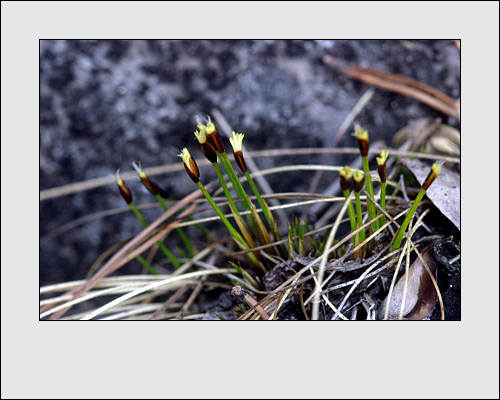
[
  {"xmin": 339, "ymin": 166, "xmax": 353, "ymax": 191},
  {"xmin": 229, "ymin": 132, "xmax": 247, "ymax": 173},
  {"xmin": 195, "ymin": 115, "xmax": 225, "ymax": 154},
  {"xmin": 354, "ymin": 123, "xmax": 369, "ymax": 157},
  {"xmin": 352, "ymin": 169, "xmax": 365, "ymax": 192},
  {"xmin": 376, "ymin": 150, "xmax": 389, "ymax": 166},
  {"xmin": 376, "ymin": 150, "xmax": 389, "ymax": 183},
  {"xmin": 194, "ymin": 129, "xmax": 208, "ymax": 144},
  {"xmin": 229, "ymin": 132, "xmax": 244, "ymax": 153}
]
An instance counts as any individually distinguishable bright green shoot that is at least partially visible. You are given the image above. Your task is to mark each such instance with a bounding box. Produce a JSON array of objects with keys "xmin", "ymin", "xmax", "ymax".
[
  {"xmin": 194, "ymin": 128, "xmax": 242, "ymax": 218},
  {"xmin": 391, "ymin": 162, "xmax": 442, "ymax": 251},
  {"xmin": 229, "ymin": 131, "xmax": 282, "ymax": 245},
  {"xmin": 339, "ymin": 166, "xmax": 357, "ymax": 243},
  {"xmin": 195, "ymin": 116, "xmax": 252, "ymax": 212},
  {"xmin": 352, "ymin": 169, "xmax": 366, "ymax": 246}
]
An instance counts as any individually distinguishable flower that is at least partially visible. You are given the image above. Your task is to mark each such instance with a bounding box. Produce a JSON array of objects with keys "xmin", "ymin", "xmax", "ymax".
[
  {"xmin": 194, "ymin": 129, "xmax": 207, "ymax": 144},
  {"xmin": 179, "ymin": 148, "xmax": 200, "ymax": 183},
  {"xmin": 339, "ymin": 166, "xmax": 353, "ymax": 191},
  {"xmin": 229, "ymin": 131, "xmax": 244, "ymax": 152},
  {"xmin": 195, "ymin": 115, "xmax": 225, "ymax": 154},
  {"xmin": 229, "ymin": 132, "xmax": 247, "ymax": 173},
  {"xmin": 376, "ymin": 150, "xmax": 389, "ymax": 183},
  {"xmin": 194, "ymin": 129, "xmax": 218, "ymax": 164},
  {"xmin": 354, "ymin": 123, "xmax": 369, "ymax": 157},
  {"xmin": 352, "ymin": 169, "xmax": 365, "ymax": 192},
  {"xmin": 376, "ymin": 150, "xmax": 389, "ymax": 166}
]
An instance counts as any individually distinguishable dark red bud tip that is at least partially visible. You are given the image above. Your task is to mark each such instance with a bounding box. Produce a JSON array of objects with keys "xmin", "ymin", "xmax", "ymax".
[
  {"xmin": 140, "ymin": 175, "xmax": 155, "ymax": 194},
  {"xmin": 179, "ymin": 148, "xmax": 200, "ymax": 184},
  {"xmin": 357, "ymin": 139, "xmax": 369, "ymax": 158},
  {"xmin": 422, "ymin": 162, "xmax": 442, "ymax": 191},
  {"xmin": 354, "ymin": 125, "xmax": 370, "ymax": 157},
  {"xmin": 377, "ymin": 164, "xmax": 386, "ymax": 183},
  {"xmin": 234, "ymin": 150, "xmax": 247, "ymax": 174},
  {"xmin": 184, "ymin": 163, "xmax": 200, "ymax": 183},
  {"xmin": 201, "ymin": 142, "xmax": 218, "ymax": 164},
  {"xmin": 207, "ymin": 130, "xmax": 225, "ymax": 154}
]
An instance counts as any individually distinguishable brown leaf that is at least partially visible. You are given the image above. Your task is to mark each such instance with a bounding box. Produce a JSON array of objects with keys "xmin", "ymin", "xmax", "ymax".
[
  {"xmin": 402, "ymin": 157, "xmax": 460, "ymax": 231},
  {"xmin": 377, "ymin": 243, "xmax": 439, "ymax": 320}
]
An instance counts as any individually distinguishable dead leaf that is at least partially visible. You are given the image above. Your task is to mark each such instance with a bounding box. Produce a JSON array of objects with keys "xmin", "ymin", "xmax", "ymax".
[
  {"xmin": 401, "ymin": 158, "xmax": 460, "ymax": 231},
  {"xmin": 393, "ymin": 118, "xmax": 460, "ymax": 157},
  {"xmin": 377, "ymin": 243, "xmax": 439, "ymax": 320},
  {"xmin": 427, "ymin": 124, "xmax": 460, "ymax": 157}
]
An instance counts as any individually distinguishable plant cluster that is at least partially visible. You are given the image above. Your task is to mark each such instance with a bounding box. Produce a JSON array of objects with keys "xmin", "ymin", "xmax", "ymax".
[
  {"xmin": 38, "ymin": 114, "xmax": 447, "ymax": 321},
  {"xmin": 108, "ymin": 115, "xmax": 444, "ymax": 320}
]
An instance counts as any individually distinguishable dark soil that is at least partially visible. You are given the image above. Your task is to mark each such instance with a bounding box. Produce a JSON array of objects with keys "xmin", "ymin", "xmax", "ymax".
[{"xmin": 39, "ymin": 40, "xmax": 460, "ymax": 319}]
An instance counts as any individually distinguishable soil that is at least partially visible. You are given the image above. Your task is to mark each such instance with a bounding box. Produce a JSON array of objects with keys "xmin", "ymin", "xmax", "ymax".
[{"xmin": 39, "ymin": 40, "xmax": 460, "ymax": 319}]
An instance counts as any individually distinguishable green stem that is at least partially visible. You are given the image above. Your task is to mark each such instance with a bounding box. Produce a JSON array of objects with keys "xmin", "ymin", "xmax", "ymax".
[
  {"xmin": 196, "ymin": 182, "xmax": 260, "ymax": 266},
  {"xmin": 343, "ymin": 189, "xmax": 357, "ymax": 235},
  {"xmin": 156, "ymin": 194, "xmax": 196, "ymax": 257},
  {"xmin": 167, "ymin": 196, "xmax": 211, "ymax": 239},
  {"xmin": 245, "ymin": 171, "xmax": 271, "ymax": 228},
  {"xmin": 129, "ymin": 202, "xmax": 149, "ymax": 228},
  {"xmin": 135, "ymin": 254, "xmax": 159, "ymax": 275},
  {"xmin": 244, "ymin": 170, "xmax": 286, "ymax": 256},
  {"xmin": 128, "ymin": 202, "xmax": 181, "ymax": 269},
  {"xmin": 354, "ymin": 192, "xmax": 366, "ymax": 244},
  {"xmin": 362, "ymin": 156, "xmax": 379, "ymax": 231},
  {"xmin": 117, "ymin": 237, "xmax": 158, "ymax": 275},
  {"xmin": 391, "ymin": 188, "xmax": 426, "ymax": 251},
  {"xmin": 213, "ymin": 162, "xmax": 241, "ymax": 217},
  {"xmin": 218, "ymin": 151, "xmax": 251, "ymax": 211},
  {"xmin": 380, "ymin": 182, "xmax": 387, "ymax": 228}
]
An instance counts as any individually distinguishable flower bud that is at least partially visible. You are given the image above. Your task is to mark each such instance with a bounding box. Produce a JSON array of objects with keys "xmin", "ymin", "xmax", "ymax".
[
  {"xmin": 116, "ymin": 169, "xmax": 133, "ymax": 204},
  {"xmin": 422, "ymin": 162, "xmax": 443, "ymax": 191},
  {"xmin": 178, "ymin": 148, "xmax": 200, "ymax": 184},
  {"xmin": 132, "ymin": 162, "xmax": 153, "ymax": 193},
  {"xmin": 131, "ymin": 162, "xmax": 170, "ymax": 198}
]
